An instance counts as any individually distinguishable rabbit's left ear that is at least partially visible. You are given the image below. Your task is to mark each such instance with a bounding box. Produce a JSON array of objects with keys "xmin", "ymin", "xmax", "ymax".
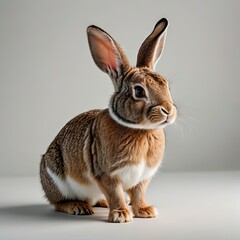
[
  {"xmin": 136, "ymin": 18, "xmax": 168, "ymax": 70},
  {"xmin": 87, "ymin": 25, "xmax": 130, "ymax": 91}
]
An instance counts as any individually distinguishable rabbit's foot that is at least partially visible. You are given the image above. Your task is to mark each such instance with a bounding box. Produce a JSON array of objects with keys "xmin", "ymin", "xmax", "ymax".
[
  {"xmin": 94, "ymin": 199, "xmax": 108, "ymax": 208},
  {"xmin": 108, "ymin": 208, "xmax": 133, "ymax": 223},
  {"xmin": 54, "ymin": 201, "xmax": 94, "ymax": 215},
  {"xmin": 133, "ymin": 206, "xmax": 158, "ymax": 218}
]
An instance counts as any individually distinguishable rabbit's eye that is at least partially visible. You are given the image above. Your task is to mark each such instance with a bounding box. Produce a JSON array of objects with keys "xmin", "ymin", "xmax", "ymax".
[{"xmin": 134, "ymin": 86, "xmax": 146, "ymax": 98}]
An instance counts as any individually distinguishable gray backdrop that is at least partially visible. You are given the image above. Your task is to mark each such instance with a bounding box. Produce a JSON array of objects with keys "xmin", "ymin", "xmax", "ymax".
[{"xmin": 0, "ymin": 0, "xmax": 240, "ymax": 177}]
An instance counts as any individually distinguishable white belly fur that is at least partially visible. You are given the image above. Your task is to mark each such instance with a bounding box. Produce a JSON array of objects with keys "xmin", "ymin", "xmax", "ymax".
[
  {"xmin": 110, "ymin": 161, "xmax": 159, "ymax": 190},
  {"xmin": 47, "ymin": 167, "xmax": 104, "ymax": 205}
]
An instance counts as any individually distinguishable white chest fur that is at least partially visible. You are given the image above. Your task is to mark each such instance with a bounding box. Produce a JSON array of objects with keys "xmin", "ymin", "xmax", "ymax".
[{"xmin": 110, "ymin": 161, "xmax": 159, "ymax": 190}]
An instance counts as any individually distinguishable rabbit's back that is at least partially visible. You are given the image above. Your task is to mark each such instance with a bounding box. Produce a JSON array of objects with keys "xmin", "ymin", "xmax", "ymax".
[
  {"xmin": 41, "ymin": 109, "xmax": 104, "ymax": 204},
  {"xmin": 48, "ymin": 109, "xmax": 102, "ymax": 177}
]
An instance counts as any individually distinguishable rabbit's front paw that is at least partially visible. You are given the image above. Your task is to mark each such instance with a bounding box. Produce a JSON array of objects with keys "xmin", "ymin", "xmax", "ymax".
[
  {"xmin": 134, "ymin": 206, "xmax": 158, "ymax": 218},
  {"xmin": 108, "ymin": 208, "xmax": 133, "ymax": 223}
]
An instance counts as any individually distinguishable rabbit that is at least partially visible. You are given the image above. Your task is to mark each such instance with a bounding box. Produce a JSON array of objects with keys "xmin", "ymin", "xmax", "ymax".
[{"xmin": 40, "ymin": 18, "xmax": 177, "ymax": 223}]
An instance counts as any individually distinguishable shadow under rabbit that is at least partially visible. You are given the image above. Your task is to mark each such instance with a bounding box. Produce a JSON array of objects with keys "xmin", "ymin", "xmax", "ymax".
[{"xmin": 0, "ymin": 204, "xmax": 108, "ymax": 223}]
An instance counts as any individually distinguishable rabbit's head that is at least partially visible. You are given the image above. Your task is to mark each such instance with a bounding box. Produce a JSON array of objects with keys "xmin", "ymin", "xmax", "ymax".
[{"xmin": 87, "ymin": 18, "xmax": 177, "ymax": 129}]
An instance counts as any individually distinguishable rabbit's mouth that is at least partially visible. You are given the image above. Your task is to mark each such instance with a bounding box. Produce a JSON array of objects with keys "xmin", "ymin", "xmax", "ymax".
[
  {"xmin": 148, "ymin": 104, "xmax": 177, "ymax": 127},
  {"xmin": 157, "ymin": 119, "xmax": 171, "ymax": 128},
  {"xmin": 159, "ymin": 112, "xmax": 177, "ymax": 127}
]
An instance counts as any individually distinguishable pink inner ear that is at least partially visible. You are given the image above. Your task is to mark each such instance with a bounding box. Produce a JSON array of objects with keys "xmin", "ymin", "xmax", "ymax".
[{"xmin": 94, "ymin": 34, "xmax": 117, "ymax": 71}]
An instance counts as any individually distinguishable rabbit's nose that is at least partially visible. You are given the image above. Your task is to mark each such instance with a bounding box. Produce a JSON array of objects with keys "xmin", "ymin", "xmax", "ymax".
[
  {"xmin": 160, "ymin": 102, "xmax": 173, "ymax": 116},
  {"xmin": 160, "ymin": 107, "xmax": 169, "ymax": 116}
]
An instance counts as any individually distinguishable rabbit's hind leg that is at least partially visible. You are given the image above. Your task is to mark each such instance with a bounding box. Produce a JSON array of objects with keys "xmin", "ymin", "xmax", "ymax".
[
  {"xmin": 94, "ymin": 199, "xmax": 108, "ymax": 208},
  {"xmin": 40, "ymin": 154, "xmax": 66, "ymax": 204},
  {"xmin": 54, "ymin": 201, "xmax": 94, "ymax": 215},
  {"xmin": 41, "ymin": 158, "xmax": 94, "ymax": 215},
  {"xmin": 41, "ymin": 157, "xmax": 94, "ymax": 215}
]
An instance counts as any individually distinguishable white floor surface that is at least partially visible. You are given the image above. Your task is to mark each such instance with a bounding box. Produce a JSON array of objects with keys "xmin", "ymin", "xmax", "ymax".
[{"xmin": 0, "ymin": 171, "xmax": 239, "ymax": 240}]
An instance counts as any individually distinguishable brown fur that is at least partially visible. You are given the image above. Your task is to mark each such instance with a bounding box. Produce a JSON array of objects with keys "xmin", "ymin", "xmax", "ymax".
[
  {"xmin": 54, "ymin": 201, "xmax": 94, "ymax": 215},
  {"xmin": 40, "ymin": 18, "xmax": 177, "ymax": 223}
]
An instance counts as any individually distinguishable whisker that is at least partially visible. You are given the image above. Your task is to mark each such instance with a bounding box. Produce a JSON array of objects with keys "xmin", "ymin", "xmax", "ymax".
[
  {"xmin": 176, "ymin": 116, "xmax": 198, "ymax": 135},
  {"xmin": 173, "ymin": 119, "xmax": 185, "ymax": 137}
]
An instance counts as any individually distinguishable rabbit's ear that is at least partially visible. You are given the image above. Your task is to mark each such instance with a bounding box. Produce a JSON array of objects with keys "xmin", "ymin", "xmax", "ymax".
[
  {"xmin": 87, "ymin": 26, "xmax": 130, "ymax": 90},
  {"xmin": 136, "ymin": 18, "xmax": 168, "ymax": 70}
]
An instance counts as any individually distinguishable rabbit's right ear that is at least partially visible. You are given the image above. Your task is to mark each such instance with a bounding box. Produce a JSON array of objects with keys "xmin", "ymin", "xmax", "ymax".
[
  {"xmin": 87, "ymin": 26, "xmax": 131, "ymax": 91},
  {"xmin": 136, "ymin": 18, "xmax": 168, "ymax": 70}
]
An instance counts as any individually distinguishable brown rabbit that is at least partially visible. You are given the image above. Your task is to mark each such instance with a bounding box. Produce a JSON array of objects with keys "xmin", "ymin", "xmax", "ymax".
[{"xmin": 40, "ymin": 18, "xmax": 177, "ymax": 223}]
